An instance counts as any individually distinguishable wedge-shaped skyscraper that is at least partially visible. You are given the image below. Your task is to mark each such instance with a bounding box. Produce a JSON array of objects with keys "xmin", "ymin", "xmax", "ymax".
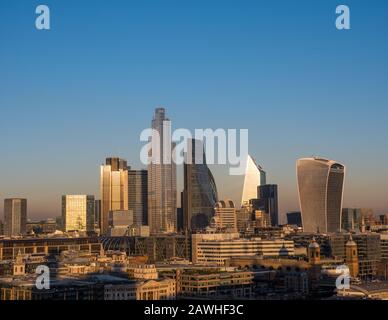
[
  {"xmin": 240, "ymin": 155, "xmax": 266, "ymax": 207},
  {"xmin": 297, "ymin": 157, "xmax": 345, "ymax": 233}
]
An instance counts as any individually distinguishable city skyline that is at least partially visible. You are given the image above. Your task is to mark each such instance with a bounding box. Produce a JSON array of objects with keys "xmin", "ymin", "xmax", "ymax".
[
  {"xmin": 0, "ymin": 106, "xmax": 387, "ymax": 223},
  {"xmin": 1, "ymin": 0, "xmax": 388, "ymax": 220}
]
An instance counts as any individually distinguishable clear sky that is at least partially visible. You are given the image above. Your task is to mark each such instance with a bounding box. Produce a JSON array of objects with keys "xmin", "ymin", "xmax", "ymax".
[{"xmin": 0, "ymin": 0, "xmax": 387, "ymax": 222}]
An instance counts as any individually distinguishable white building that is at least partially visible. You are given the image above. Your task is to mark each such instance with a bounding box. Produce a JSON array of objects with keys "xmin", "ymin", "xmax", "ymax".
[{"xmin": 241, "ymin": 155, "xmax": 266, "ymax": 207}]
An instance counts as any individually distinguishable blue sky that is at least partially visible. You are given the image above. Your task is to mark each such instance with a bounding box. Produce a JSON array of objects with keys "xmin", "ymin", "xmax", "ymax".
[{"xmin": 0, "ymin": 0, "xmax": 387, "ymax": 221}]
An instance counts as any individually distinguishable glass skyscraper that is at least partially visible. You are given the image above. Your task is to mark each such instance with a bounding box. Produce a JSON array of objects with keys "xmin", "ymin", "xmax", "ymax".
[
  {"xmin": 148, "ymin": 108, "xmax": 177, "ymax": 234},
  {"xmin": 4, "ymin": 198, "xmax": 27, "ymax": 237},
  {"xmin": 100, "ymin": 157, "xmax": 129, "ymax": 235},
  {"xmin": 128, "ymin": 169, "xmax": 148, "ymax": 226},
  {"xmin": 257, "ymin": 184, "xmax": 279, "ymax": 226},
  {"xmin": 297, "ymin": 157, "xmax": 345, "ymax": 233},
  {"xmin": 62, "ymin": 195, "xmax": 95, "ymax": 232},
  {"xmin": 240, "ymin": 155, "xmax": 266, "ymax": 207},
  {"xmin": 183, "ymin": 139, "xmax": 218, "ymax": 231}
]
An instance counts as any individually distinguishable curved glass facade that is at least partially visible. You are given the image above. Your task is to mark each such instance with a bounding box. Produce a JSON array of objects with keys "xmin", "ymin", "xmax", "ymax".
[
  {"xmin": 297, "ymin": 157, "xmax": 345, "ymax": 233},
  {"xmin": 183, "ymin": 139, "xmax": 218, "ymax": 231}
]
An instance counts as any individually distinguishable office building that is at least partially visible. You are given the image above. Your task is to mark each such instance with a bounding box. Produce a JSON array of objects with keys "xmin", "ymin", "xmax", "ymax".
[
  {"xmin": 379, "ymin": 214, "xmax": 388, "ymax": 225},
  {"xmin": 210, "ymin": 200, "xmax": 237, "ymax": 232},
  {"xmin": 100, "ymin": 157, "xmax": 129, "ymax": 235},
  {"xmin": 128, "ymin": 170, "xmax": 148, "ymax": 226},
  {"xmin": 297, "ymin": 157, "xmax": 345, "ymax": 233},
  {"xmin": 178, "ymin": 270, "xmax": 254, "ymax": 299},
  {"xmin": 192, "ymin": 232, "xmax": 294, "ymax": 266},
  {"xmin": 0, "ymin": 237, "xmax": 102, "ymax": 261},
  {"xmin": 94, "ymin": 200, "xmax": 101, "ymax": 231},
  {"xmin": 286, "ymin": 211, "xmax": 302, "ymax": 227},
  {"xmin": 4, "ymin": 199, "xmax": 27, "ymax": 237},
  {"xmin": 381, "ymin": 234, "xmax": 388, "ymax": 261},
  {"xmin": 148, "ymin": 108, "xmax": 177, "ymax": 234},
  {"xmin": 26, "ymin": 219, "xmax": 56, "ymax": 235},
  {"xmin": 108, "ymin": 210, "xmax": 133, "ymax": 237},
  {"xmin": 62, "ymin": 195, "xmax": 95, "ymax": 232},
  {"xmin": 240, "ymin": 155, "xmax": 266, "ymax": 207},
  {"xmin": 183, "ymin": 138, "xmax": 218, "ymax": 231},
  {"xmin": 342, "ymin": 208, "xmax": 362, "ymax": 232},
  {"xmin": 257, "ymin": 184, "xmax": 279, "ymax": 226}
]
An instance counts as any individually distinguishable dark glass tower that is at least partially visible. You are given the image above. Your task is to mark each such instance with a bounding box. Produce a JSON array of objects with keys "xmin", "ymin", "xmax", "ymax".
[
  {"xmin": 257, "ymin": 184, "xmax": 279, "ymax": 226},
  {"xmin": 183, "ymin": 139, "xmax": 218, "ymax": 231},
  {"xmin": 128, "ymin": 169, "xmax": 148, "ymax": 226}
]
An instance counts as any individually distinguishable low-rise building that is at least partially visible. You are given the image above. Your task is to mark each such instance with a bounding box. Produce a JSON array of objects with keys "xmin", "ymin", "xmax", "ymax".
[{"xmin": 192, "ymin": 233, "xmax": 294, "ymax": 266}]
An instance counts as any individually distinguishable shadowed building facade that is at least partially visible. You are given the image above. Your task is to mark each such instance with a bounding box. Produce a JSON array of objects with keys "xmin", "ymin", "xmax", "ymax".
[
  {"xmin": 297, "ymin": 157, "xmax": 345, "ymax": 233},
  {"xmin": 183, "ymin": 139, "xmax": 218, "ymax": 231},
  {"xmin": 4, "ymin": 199, "xmax": 27, "ymax": 237},
  {"xmin": 128, "ymin": 170, "xmax": 148, "ymax": 226}
]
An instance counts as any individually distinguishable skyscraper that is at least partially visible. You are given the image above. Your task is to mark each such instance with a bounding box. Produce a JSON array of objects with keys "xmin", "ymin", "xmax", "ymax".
[
  {"xmin": 100, "ymin": 157, "xmax": 129, "ymax": 235},
  {"xmin": 297, "ymin": 157, "xmax": 345, "ymax": 233},
  {"xmin": 94, "ymin": 199, "xmax": 101, "ymax": 231},
  {"xmin": 4, "ymin": 198, "xmax": 27, "ymax": 237},
  {"xmin": 128, "ymin": 169, "xmax": 148, "ymax": 226},
  {"xmin": 148, "ymin": 108, "xmax": 177, "ymax": 234},
  {"xmin": 62, "ymin": 195, "xmax": 95, "ymax": 232},
  {"xmin": 342, "ymin": 208, "xmax": 362, "ymax": 232},
  {"xmin": 240, "ymin": 155, "xmax": 266, "ymax": 207},
  {"xmin": 183, "ymin": 139, "xmax": 218, "ymax": 231},
  {"xmin": 257, "ymin": 184, "xmax": 279, "ymax": 226}
]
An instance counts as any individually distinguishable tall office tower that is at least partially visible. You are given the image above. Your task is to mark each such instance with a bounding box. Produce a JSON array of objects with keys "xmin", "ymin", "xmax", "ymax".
[
  {"xmin": 0, "ymin": 220, "xmax": 3, "ymax": 235},
  {"xmin": 342, "ymin": 208, "xmax": 362, "ymax": 232},
  {"xmin": 297, "ymin": 157, "xmax": 345, "ymax": 234},
  {"xmin": 100, "ymin": 157, "xmax": 129, "ymax": 235},
  {"xmin": 183, "ymin": 138, "xmax": 218, "ymax": 231},
  {"xmin": 240, "ymin": 155, "xmax": 266, "ymax": 207},
  {"xmin": 4, "ymin": 198, "xmax": 27, "ymax": 237},
  {"xmin": 94, "ymin": 200, "xmax": 101, "ymax": 230},
  {"xmin": 210, "ymin": 200, "xmax": 237, "ymax": 232},
  {"xmin": 257, "ymin": 184, "xmax": 279, "ymax": 226},
  {"xmin": 62, "ymin": 195, "xmax": 95, "ymax": 232},
  {"xmin": 128, "ymin": 169, "xmax": 148, "ymax": 226},
  {"xmin": 148, "ymin": 108, "xmax": 177, "ymax": 234}
]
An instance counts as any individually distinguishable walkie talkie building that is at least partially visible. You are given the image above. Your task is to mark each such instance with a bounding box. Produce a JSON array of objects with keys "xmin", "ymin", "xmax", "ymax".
[{"xmin": 297, "ymin": 157, "xmax": 345, "ymax": 234}]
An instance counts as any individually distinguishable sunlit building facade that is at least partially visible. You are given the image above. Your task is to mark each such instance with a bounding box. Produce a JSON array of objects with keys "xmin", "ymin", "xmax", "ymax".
[
  {"xmin": 183, "ymin": 139, "xmax": 218, "ymax": 231},
  {"xmin": 297, "ymin": 157, "xmax": 345, "ymax": 233},
  {"xmin": 148, "ymin": 108, "xmax": 177, "ymax": 234},
  {"xmin": 241, "ymin": 155, "xmax": 266, "ymax": 207},
  {"xmin": 4, "ymin": 198, "xmax": 27, "ymax": 237},
  {"xmin": 100, "ymin": 158, "xmax": 129, "ymax": 235},
  {"xmin": 210, "ymin": 200, "xmax": 237, "ymax": 232},
  {"xmin": 62, "ymin": 195, "xmax": 95, "ymax": 232}
]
